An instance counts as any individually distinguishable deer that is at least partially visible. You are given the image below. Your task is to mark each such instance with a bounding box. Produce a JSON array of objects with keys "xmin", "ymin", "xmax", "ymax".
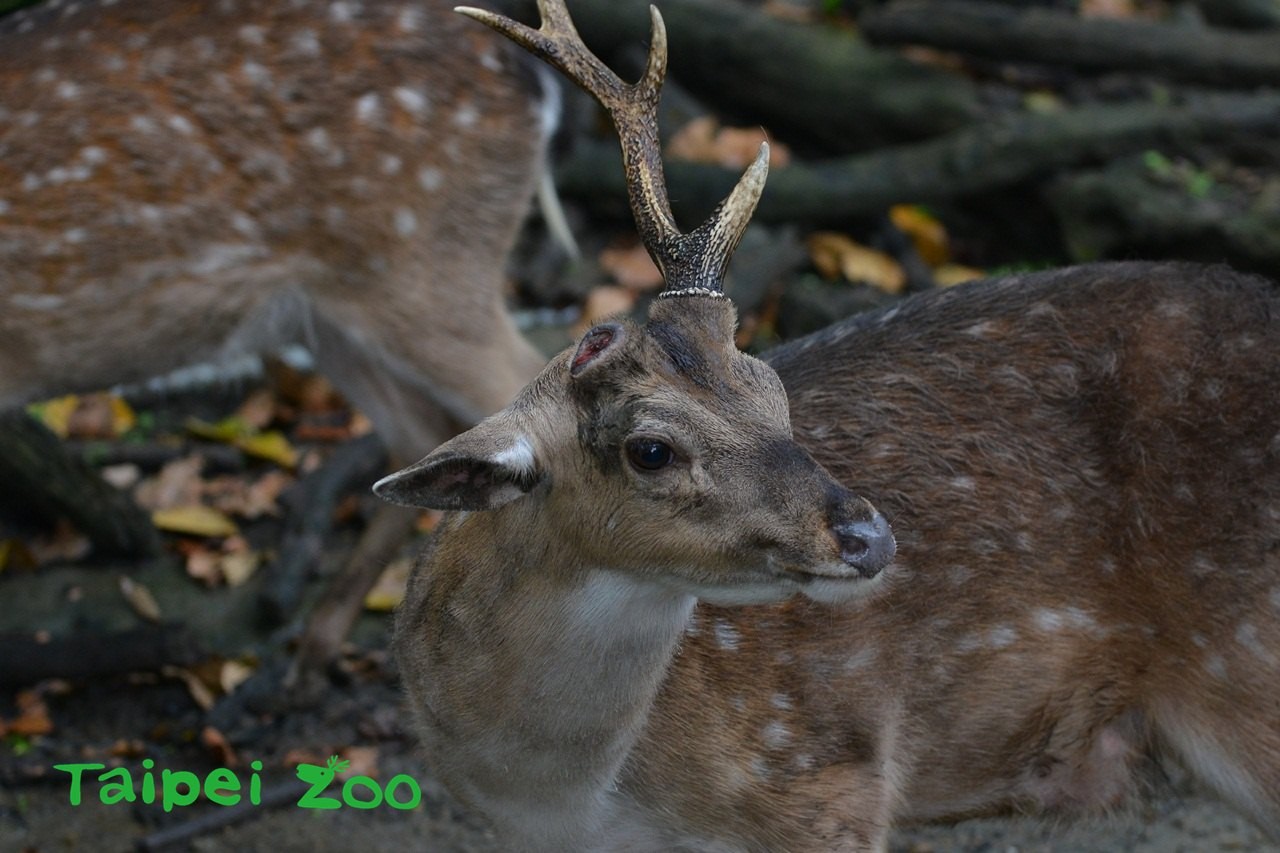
[
  {"xmin": 376, "ymin": 1, "xmax": 1280, "ymax": 851},
  {"xmin": 0, "ymin": 0, "xmax": 555, "ymax": 677}
]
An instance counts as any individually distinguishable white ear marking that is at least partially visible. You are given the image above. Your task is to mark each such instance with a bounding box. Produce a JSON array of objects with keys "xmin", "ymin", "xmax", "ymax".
[{"xmin": 492, "ymin": 435, "xmax": 535, "ymax": 473}]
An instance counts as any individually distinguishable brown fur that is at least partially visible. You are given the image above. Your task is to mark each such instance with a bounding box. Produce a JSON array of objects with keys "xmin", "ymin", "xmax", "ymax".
[
  {"xmin": 0, "ymin": 0, "xmax": 547, "ymax": 462},
  {"xmin": 389, "ymin": 262, "xmax": 1279, "ymax": 852}
]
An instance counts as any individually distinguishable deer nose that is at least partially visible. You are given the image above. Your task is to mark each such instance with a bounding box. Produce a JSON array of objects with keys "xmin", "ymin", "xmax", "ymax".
[{"xmin": 833, "ymin": 513, "xmax": 896, "ymax": 577}]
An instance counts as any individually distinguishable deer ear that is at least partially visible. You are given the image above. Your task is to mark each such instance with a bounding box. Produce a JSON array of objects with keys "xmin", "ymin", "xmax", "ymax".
[{"xmin": 373, "ymin": 430, "xmax": 540, "ymax": 511}]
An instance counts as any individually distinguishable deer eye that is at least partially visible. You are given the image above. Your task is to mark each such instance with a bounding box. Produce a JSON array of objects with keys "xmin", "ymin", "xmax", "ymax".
[{"xmin": 626, "ymin": 438, "xmax": 675, "ymax": 472}]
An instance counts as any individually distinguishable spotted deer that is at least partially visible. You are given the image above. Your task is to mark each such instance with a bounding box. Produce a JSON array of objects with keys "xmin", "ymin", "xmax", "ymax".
[
  {"xmin": 378, "ymin": 1, "xmax": 1280, "ymax": 850},
  {"xmin": 0, "ymin": 0, "xmax": 552, "ymax": 667}
]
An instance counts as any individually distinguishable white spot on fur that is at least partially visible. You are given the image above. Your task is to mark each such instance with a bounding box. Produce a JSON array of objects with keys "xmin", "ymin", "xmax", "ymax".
[
  {"xmin": 329, "ymin": 1, "xmax": 355, "ymax": 22},
  {"xmin": 241, "ymin": 60, "xmax": 271, "ymax": 86},
  {"xmin": 770, "ymin": 693, "xmax": 793, "ymax": 711},
  {"xmin": 55, "ymin": 80, "xmax": 80, "ymax": 100},
  {"xmin": 393, "ymin": 207, "xmax": 417, "ymax": 236},
  {"xmin": 418, "ymin": 166, "xmax": 443, "ymax": 191},
  {"xmin": 63, "ymin": 227, "xmax": 88, "ymax": 244},
  {"xmin": 167, "ymin": 114, "xmax": 196, "ymax": 136},
  {"xmin": 355, "ymin": 92, "xmax": 381, "ymax": 124},
  {"xmin": 748, "ymin": 756, "xmax": 770, "ymax": 780},
  {"xmin": 379, "ymin": 154, "xmax": 402, "ymax": 175},
  {"xmin": 714, "ymin": 619, "xmax": 741, "ymax": 652},
  {"xmin": 290, "ymin": 29, "xmax": 321, "ymax": 57},
  {"xmin": 1205, "ymin": 654, "xmax": 1228, "ymax": 680},
  {"xmin": 12, "ymin": 293, "xmax": 66, "ymax": 310},
  {"xmin": 683, "ymin": 612, "xmax": 701, "ymax": 637},
  {"xmin": 988, "ymin": 625, "xmax": 1018, "ymax": 649},
  {"xmin": 761, "ymin": 721, "xmax": 791, "ymax": 749},
  {"xmin": 393, "ymin": 86, "xmax": 429, "ymax": 117},
  {"xmin": 730, "ymin": 696, "xmax": 747, "ymax": 713},
  {"xmin": 0, "ymin": 200, "xmax": 9, "ymax": 215},
  {"xmin": 1235, "ymin": 622, "xmax": 1277, "ymax": 666},
  {"xmin": 479, "ymin": 49, "xmax": 503, "ymax": 72},
  {"xmin": 843, "ymin": 645, "xmax": 877, "ymax": 673},
  {"xmin": 492, "ymin": 436, "xmax": 534, "ymax": 472},
  {"xmin": 238, "ymin": 24, "xmax": 265, "ymax": 45},
  {"xmin": 1271, "ymin": 586, "xmax": 1280, "ymax": 614},
  {"xmin": 453, "ymin": 102, "xmax": 479, "ymax": 128},
  {"xmin": 396, "ymin": 6, "xmax": 423, "ymax": 31},
  {"xmin": 950, "ymin": 475, "xmax": 976, "ymax": 491}
]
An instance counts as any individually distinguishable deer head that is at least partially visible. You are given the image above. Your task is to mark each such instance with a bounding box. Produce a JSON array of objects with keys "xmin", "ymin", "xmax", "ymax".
[{"xmin": 375, "ymin": 0, "xmax": 894, "ymax": 604}]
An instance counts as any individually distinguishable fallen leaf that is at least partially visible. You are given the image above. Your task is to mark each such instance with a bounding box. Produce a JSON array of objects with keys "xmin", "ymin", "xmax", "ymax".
[
  {"xmin": 889, "ymin": 205, "xmax": 949, "ymax": 267},
  {"xmin": 573, "ymin": 286, "xmax": 635, "ymax": 337},
  {"xmin": 219, "ymin": 660, "xmax": 256, "ymax": 694},
  {"xmin": 100, "ymin": 463, "xmax": 141, "ymax": 491},
  {"xmin": 28, "ymin": 519, "xmax": 91, "ymax": 565},
  {"xmin": 184, "ymin": 546, "xmax": 223, "ymax": 587},
  {"xmin": 120, "ymin": 576, "xmax": 162, "ymax": 622},
  {"xmin": 934, "ymin": 263, "xmax": 986, "ymax": 288},
  {"xmin": 219, "ymin": 550, "xmax": 259, "ymax": 587},
  {"xmin": 338, "ymin": 746, "xmax": 380, "ymax": 780},
  {"xmin": 235, "ymin": 388, "xmax": 278, "ymax": 431},
  {"xmin": 201, "ymin": 725, "xmax": 238, "ymax": 766},
  {"xmin": 135, "ymin": 456, "xmax": 205, "ymax": 511},
  {"xmin": 667, "ymin": 117, "xmax": 790, "ymax": 170},
  {"xmin": 235, "ymin": 430, "xmax": 298, "ymax": 468},
  {"xmin": 29, "ymin": 395, "xmax": 79, "ymax": 438},
  {"xmin": 806, "ymin": 232, "xmax": 906, "ymax": 294},
  {"xmin": 162, "ymin": 665, "xmax": 215, "ymax": 711},
  {"xmin": 153, "ymin": 505, "xmax": 239, "ymax": 538},
  {"xmin": 598, "ymin": 243, "xmax": 663, "ymax": 291},
  {"xmin": 6, "ymin": 690, "xmax": 54, "ymax": 736},
  {"xmin": 364, "ymin": 557, "xmax": 412, "ymax": 612},
  {"xmin": 63, "ymin": 393, "xmax": 136, "ymax": 440}
]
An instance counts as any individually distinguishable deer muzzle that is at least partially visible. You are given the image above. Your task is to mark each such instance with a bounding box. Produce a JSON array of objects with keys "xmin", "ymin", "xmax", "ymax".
[{"xmin": 832, "ymin": 512, "xmax": 896, "ymax": 578}]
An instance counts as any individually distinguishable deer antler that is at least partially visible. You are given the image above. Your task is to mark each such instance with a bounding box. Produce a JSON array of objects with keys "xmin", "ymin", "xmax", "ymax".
[{"xmin": 457, "ymin": 0, "xmax": 769, "ymax": 299}]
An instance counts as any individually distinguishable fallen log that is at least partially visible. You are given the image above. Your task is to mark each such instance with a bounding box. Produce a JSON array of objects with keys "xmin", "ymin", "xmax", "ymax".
[
  {"xmin": 0, "ymin": 410, "xmax": 159, "ymax": 558},
  {"xmin": 861, "ymin": 0, "xmax": 1280, "ymax": 87},
  {"xmin": 558, "ymin": 91, "xmax": 1280, "ymax": 229},
  {"xmin": 512, "ymin": 0, "xmax": 980, "ymax": 153}
]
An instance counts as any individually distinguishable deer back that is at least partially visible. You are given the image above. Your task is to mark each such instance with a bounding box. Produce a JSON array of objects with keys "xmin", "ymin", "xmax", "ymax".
[{"xmin": 0, "ymin": 0, "xmax": 549, "ymax": 459}]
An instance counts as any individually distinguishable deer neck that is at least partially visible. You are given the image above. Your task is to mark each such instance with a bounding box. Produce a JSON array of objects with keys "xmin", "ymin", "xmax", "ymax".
[{"xmin": 399, "ymin": 508, "xmax": 697, "ymax": 847}]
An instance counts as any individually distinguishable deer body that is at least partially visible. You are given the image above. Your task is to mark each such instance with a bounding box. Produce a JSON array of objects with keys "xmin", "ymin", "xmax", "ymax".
[
  {"xmin": 379, "ymin": 2, "xmax": 1280, "ymax": 850},
  {"xmin": 391, "ymin": 261, "xmax": 1280, "ymax": 851},
  {"xmin": 0, "ymin": 0, "xmax": 548, "ymax": 461}
]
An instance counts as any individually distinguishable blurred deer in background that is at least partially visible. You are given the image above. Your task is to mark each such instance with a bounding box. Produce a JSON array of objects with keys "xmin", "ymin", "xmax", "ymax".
[
  {"xmin": 379, "ymin": 1, "xmax": 1280, "ymax": 850},
  {"xmin": 0, "ymin": 0, "xmax": 553, "ymax": 672}
]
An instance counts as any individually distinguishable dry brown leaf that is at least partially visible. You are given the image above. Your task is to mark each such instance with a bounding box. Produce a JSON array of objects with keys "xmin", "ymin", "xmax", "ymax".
[
  {"xmin": 65, "ymin": 393, "xmax": 136, "ymax": 440},
  {"xmin": 598, "ymin": 243, "xmax": 663, "ymax": 291},
  {"xmin": 120, "ymin": 576, "xmax": 162, "ymax": 622},
  {"xmin": 135, "ymin": 456, "xmax": 205, "ymax": 511},
  {"xmin": 889, "ymin": 205, "xmax": 950, "ymax": 267},
  {"xmin": 185, "ymin": 546, "xmax": 222, "ymax": 587},
  {"xmin": 7, "ymin": 690, "xmax": 54, "ymax": 736},
  {"xmin": 219, "ymin": 550, "xmax": 259, "ymax": 587},
  {"xmin": 365, "ymin": 557, "xmax": 412, "ymax": 612},
  {"xmin": 28, "ymin": 519, "xmax": 91, "ymax": 565},
  {"xmin": 206, "ymin": 470, "xmax": 290, "ymax": 520},
  {"xmin": 806, "ymin": 232, "xmax": 906, "ymax": 294},
  {"xmin": 219, "ymin": 660, "xmax": 256, "ymax": 694},
  {"xmin": 667, "ymin": 117, "xmax": 790, "ymax": 170},
  {"xmin": 100, "ymin": 463, "xmax": 141, "ymax": 491},
  {"xmin": 934, "ymin": 263, "xmax": 986, "ymax": 288},
  {"xmin": 201, "ymin": 725, "xmax": 238, "ymax": 766},
  {"xmin": 574, "ymin": 286, "xmax": 636, "ymax": 337},
  {"xmin": 338, "ymin": 746, "xmax": 380, "ymax": 780},
  {"xmin": 163, "ymin": 665, "xmax": 215, "ymax": 711},
  {"xmin": 235, "ymin": 388, "xmax": 278, "ymax": 431}
]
